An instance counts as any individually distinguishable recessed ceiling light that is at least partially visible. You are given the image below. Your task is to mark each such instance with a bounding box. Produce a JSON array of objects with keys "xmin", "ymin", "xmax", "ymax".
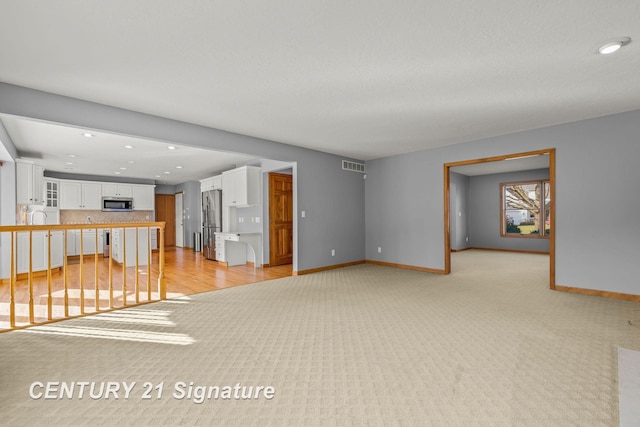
[
  {"xmin": 168, "ymin": 146, "xmax": 176, "ymax": 150},
  {"xmin": 119, "ymin": 167, "xmax": 127, "ymax": 170},
  {"xmin": 114, "ymin": 171, "xmax": 121, "ymax": 175},
  {"xmin": 598, "ymin": 37, "xmax": 631, "ymax": 54},
  {"xmin": 67, "ymin": 154, "xmax": 76, "ymax": 158},
  {"xmin": 155, "ymin": 175, "xmax": 161, "ymax": 178},
  {"xmin": 82, "ymin": 132, "xmax": 94, "ymax": 138},
  {"xmin": 164, "ymin": 171, "xmax": 171, "ymax": 174},
  {"xmin": 127, "ymin": 160, "xmax": 135, "ymax": 164},
  {"xmin": 124, "ymin": 145, "xmax": 134, "ymax": 149},
  {"xmin": 65, "ymin": 162, "xmax": 74, "ymax": 165},
  {"xmin": 176, "ymin": 166, "xmax": 183, "ymax": 169}
]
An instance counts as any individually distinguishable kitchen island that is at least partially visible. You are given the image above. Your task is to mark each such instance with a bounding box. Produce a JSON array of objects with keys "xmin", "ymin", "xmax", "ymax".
[{"xmin": 111, "ymin": 227, "xmax": 155, "ymax": 266}]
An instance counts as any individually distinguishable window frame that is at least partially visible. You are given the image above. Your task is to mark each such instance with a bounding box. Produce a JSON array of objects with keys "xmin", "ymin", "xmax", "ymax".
[{"xmin": 500, "ymin": 179, "xmax": 551, "ymax": 239}]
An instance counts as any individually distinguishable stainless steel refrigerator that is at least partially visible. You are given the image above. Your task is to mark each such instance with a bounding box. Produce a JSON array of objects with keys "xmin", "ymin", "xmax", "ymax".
[{"xmin": 202, "ymin": 189, "xmax": 222, "ymax": 260}]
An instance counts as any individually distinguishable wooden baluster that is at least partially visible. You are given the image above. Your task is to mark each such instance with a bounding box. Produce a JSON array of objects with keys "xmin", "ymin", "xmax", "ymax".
[
  {"xmin": 147, "ymin": 226, "xmax": 151, "ymax": 301},
  {"xmin": 47, "ymin": 228, "xmax": 52, "ymax": 320},
  {"xmin": 122, "ymin": 228, "xmax": 127, "ymax": 306},
  {"xmin": 135, "ymin": 227, "xmax": 139, "ymax": 304},
  {"xmin": 158, "ymin": 224, "xmax": 166, "ymax": 300},
  {"xmin": 63, "ymin": 229, "xmax": 69, "ymax": 317},
  {"xmin": 79, "ymin": 229, "xmax": 84, "ymax": 314},
  {"xmin": 9, "ymin": 231, "xmax": 16, "ymax": 328},
  {"xmin": 94, "ymin": 228, "xmax": 99, "ymax": 312},
  {"xmin": 28, "ymin": 230, "xmax": 34, "ymax": 324},
  {"xmin": 108, "ymin": 228, "xmax": 114, "ymax": 309}
]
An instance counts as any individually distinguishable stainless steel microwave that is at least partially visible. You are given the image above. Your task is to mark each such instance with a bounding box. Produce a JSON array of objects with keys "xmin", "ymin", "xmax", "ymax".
[{"xmin": 102, "ymin": 197, "xmax": 133, "ymax": 212}]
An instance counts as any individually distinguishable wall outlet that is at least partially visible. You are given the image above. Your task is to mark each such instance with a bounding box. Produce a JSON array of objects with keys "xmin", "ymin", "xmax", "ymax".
[
  {"xmin": 331, "ymin": 249, "xmax": 335, "ymax": 256},
  {"xmin": 255, "ymin": 217, "xmax": 260, "ymax": 223},
  {"xmin": 378, "ymin": 247, "xmax": 382, "ymax": 253},
  {"xmin": 301, "ymin": 210, "xmax": 306, "ymax": 218},
  {"xmin": 466, "ymin": 236, "xmax": 469, "ymax": 242},
  {"xmin": 250, "ymin": 217, "xmax": 254, "ymax": 223}
]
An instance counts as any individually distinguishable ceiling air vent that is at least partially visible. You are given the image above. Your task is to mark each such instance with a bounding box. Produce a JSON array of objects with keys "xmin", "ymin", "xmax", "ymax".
[{"xmin": 342, "ymin": 160, "xmax": 366, "ymax": 173}]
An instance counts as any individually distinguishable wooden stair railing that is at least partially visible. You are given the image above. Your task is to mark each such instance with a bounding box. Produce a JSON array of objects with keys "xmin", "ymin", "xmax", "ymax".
[{"xmin": 0, "ymin": 222, "xmax": 165, "ymax": 332}]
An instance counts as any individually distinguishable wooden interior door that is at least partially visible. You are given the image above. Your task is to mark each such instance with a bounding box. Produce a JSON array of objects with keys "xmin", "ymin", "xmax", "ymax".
[
  {"xmin": 155, "ymin": 194, "xmax": 176, "ymax": 247},
  {"xmin": 269, "ymin": 172, "xmax": 293, "ymax": 266}
]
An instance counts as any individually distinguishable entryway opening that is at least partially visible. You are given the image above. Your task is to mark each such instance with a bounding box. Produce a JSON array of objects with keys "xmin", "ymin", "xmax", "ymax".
[{"xmin": 443, "ymin": 148, "xmax": 556, "ymax": 289}]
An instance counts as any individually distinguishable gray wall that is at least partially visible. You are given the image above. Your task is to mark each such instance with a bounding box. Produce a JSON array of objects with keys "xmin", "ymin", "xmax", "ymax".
[
  {"xmin": 175, "ymin": 181, "xmax": 200, "ymax": 248},
  {"xmin": 467, "ymin": 169, "xmax": 549, "ymax": 252},
  {"xmin": 154, "ymin": 182, "xmax": 199, "ymax": 248},
  {"xmin": 449, "ymin": 172, "xmax": 469, "ymax": 251},
  {"xmin": 0, "ymin": 83, "xmax": 365, "ymax": 272},
  {"xmin": 366, "ymin": 110, "xmax": 640, "ymax": 295},
  {"xmin": 0, "ymin": 120, "xmax": 18, "ymax": 161},
  {"xmin": 154, "ymin": 184, "xmax": 177, "ymax": 195}
]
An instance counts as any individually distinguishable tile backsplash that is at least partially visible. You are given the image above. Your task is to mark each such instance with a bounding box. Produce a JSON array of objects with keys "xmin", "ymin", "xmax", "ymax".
[{"xmin": 61, "ymin": 210, "xmax": 153, "ymax": 224}]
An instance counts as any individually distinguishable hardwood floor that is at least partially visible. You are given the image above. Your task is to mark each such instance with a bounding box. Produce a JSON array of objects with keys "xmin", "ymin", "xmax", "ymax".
[
  {"xmin": 163, "ymin": 247, "xmax": 293, "ymax": 294},
  {"xmin": 0, "ymin": 248, "xmax": 292, "ymax": 330}
]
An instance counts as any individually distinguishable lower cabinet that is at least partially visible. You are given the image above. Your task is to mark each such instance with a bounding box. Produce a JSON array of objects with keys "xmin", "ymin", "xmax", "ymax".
[
  {"xmin": 65, "ymin": 229, "xmax": 104, "ymax": 256},
  {"xmin": 16, "ymin": 231, "xmax": 64, "ymax": 274},
  {"xmin": 214, "ymin": 233, "xmax": 225, "ymax": 261},
  {"xmin": 112, "ymin": 228, "xmax": 151, "ymax": 266}
]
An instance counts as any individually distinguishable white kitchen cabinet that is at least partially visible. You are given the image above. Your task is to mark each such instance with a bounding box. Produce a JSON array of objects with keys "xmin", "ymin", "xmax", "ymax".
[
  {"xmin": 66, "ymin": 230, "xmax": 77, "ymax": 256},
  {"xmin": 60, "ymin": 181, "xmax": 102, "ymax": 210},
  {"xmin": 200, "ymin": 175, "xmax": 222, "ymax": 192},
  {"xmin": 150, "ymin": 228, "xmax": 158, "ymax": 251},
  {"xmin": 44, "ymin": 179, "xmax": 60, "ymax": 209},
  {"xmin": 16, "ymin": 160, "xmax": 44, "ymax": 205},
  {"xmin": 80, "ymin": 229, "xmax": 103, "ymax": 255},
  {"xmin": 200, "ymin": 177, "xmax": 214, "ymax": 192},
  {"xmin": 60, "ymin": 181, "xmax": 84, "ymax": 210},
  {"xmin": 214, "ymin": 233, "xmax": 225, "ymax": 261},
  {"xmin": 17, "ymin": 232, "xmax": 46, "ymax": 273},
  {"xmin": 221, "ymin": 166, "xmax": 261, "ymax": 207},
  {"xmin": 49, "ymin": 231, "xmax": 64, "ymax": 267},
  {"xmin": 132, "ymin": 185, "xmax": 155, "ymax": 210},
  {"xmin": 112, "ymin": 228, "xmax": 150, "ymax": 266},
  {"xmin": 65, "ymin": 229, "xmax": 104, "ymax": 256},
  {"xmin": 213, "ymin": 175, "xmax": 222, "ymax": 190},
  {"xmin": 102, "ymin": 183, "xmax": 133, "ymax": 198},
  {"xmin": 16, "ymin": 230, "xmax": 64, "ymax": 274},
  {"xmin": 213, "ymin": 232, "xmax": 262, "ymax": 268}
]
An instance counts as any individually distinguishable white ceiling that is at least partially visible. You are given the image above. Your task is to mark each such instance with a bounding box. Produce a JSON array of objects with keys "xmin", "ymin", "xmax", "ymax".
[
  {"xmin": 0, "ymin": 1, "xmax": 639, "ymax": 163},
  {"xmin": 0, "ymin": 115, "xmax": 257, "ymax": 185}
]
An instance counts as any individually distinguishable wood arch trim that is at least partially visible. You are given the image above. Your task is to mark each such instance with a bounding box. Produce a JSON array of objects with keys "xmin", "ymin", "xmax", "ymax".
[{"xmin": 443, "ymin": 148, "xmax": 556, "ymax": 289}]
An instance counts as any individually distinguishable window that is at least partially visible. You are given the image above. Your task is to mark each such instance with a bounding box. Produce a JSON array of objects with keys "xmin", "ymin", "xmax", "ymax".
[{"xmin": 501, "ymin": 180, "xmax": 551, "ymax": 238}]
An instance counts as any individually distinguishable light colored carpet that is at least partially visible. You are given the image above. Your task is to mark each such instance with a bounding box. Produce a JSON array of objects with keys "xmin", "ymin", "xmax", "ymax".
[{"xmin": 0, "ymin": 250, "xmax": 638, "ymax": 426}]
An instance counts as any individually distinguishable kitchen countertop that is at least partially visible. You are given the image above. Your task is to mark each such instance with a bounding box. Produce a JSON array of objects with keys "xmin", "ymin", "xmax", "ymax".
[{"xmin": 215, "ymin": 231, "xmax": 262, "ymax": 235}]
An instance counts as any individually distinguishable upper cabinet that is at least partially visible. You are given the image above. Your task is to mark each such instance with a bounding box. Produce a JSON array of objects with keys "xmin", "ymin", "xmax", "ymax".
[
  {"xmin": 58, "ymin": 179, "xmax": 155, "ymax": 211},
  {"xmin": 16, "ymin": 160, "xmax": 44, "ymax": 205},
  {"xmin": 132, "ymin": 185, "xmax": 154, "ymax": 210},
  {"xmin": 102, "ymin": 183, "xmax": 133, "ymax": 198},
  {"xmin": 44, "ymin": 179, "xmax": 60, "ymax": 209},
  {"xmin": 200, "ymin": 174, "xmax": 222, "ymax": 192},
  {"xmin": 221, "ymin": 166, "xmax": 261, "ymax": 207},
  {"xmin": 60, "ymin": 181, "xmax": 102, "ymax": 210}
]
